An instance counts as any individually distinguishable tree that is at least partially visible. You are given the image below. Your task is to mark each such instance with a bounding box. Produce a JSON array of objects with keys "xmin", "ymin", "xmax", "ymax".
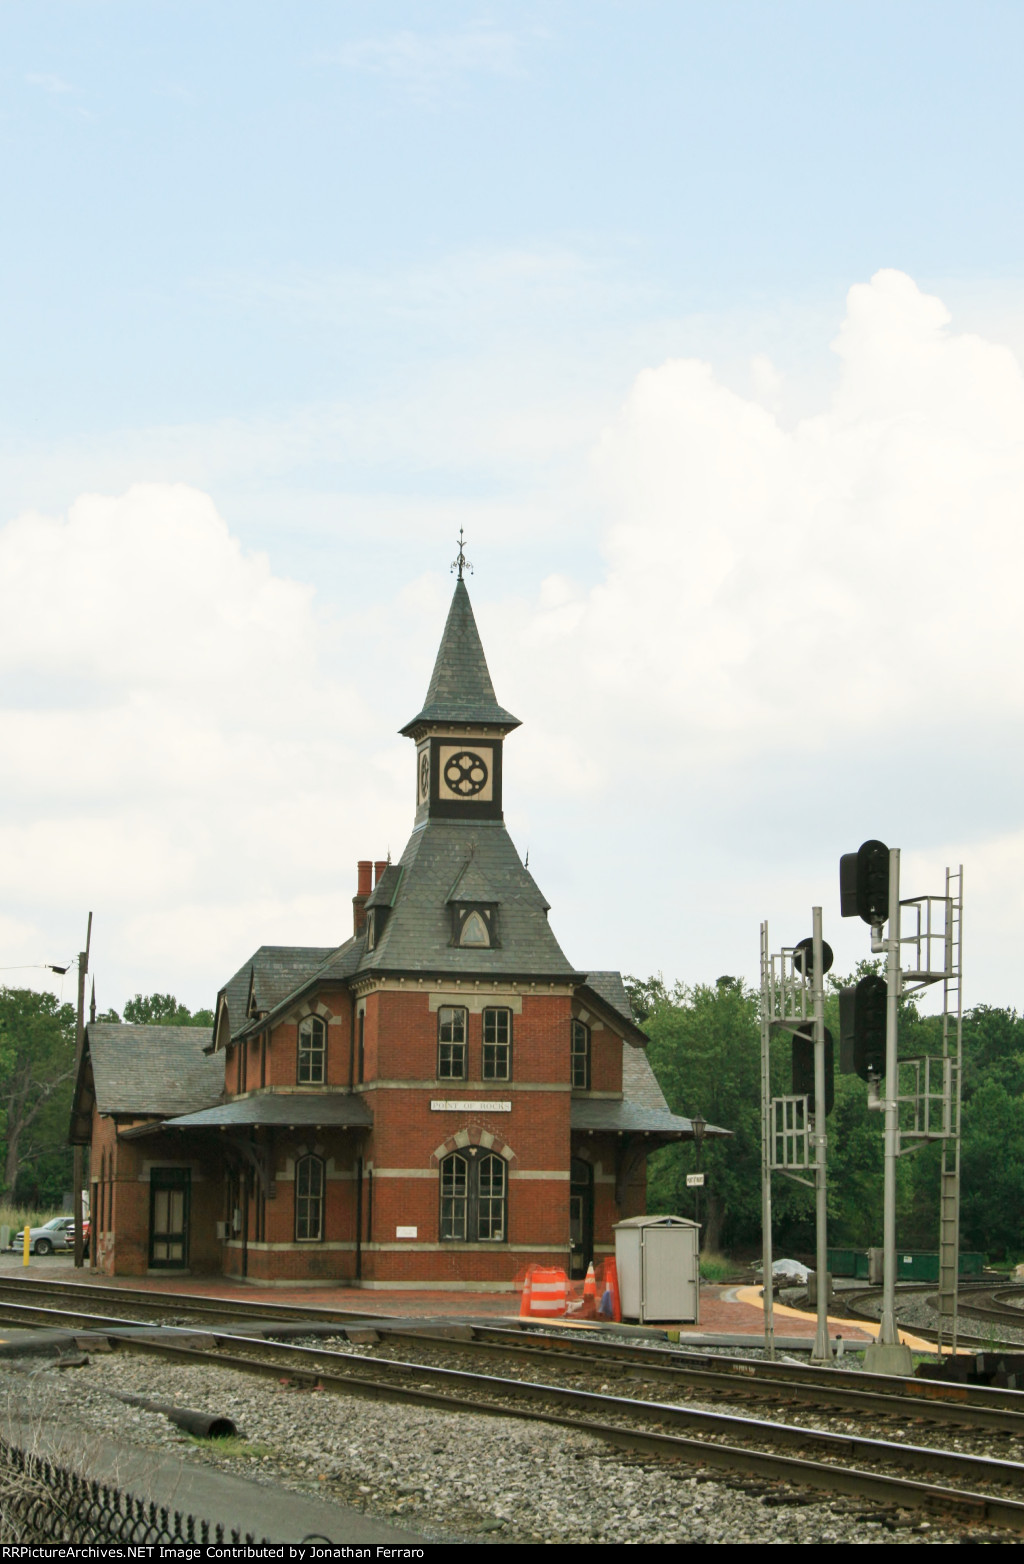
[
  {"xmin": 637, "ymin": 975, "xmax": 778, "ymax": 1252},
  {"xmin": 0, "ymin": 988, "xmax": 76, "ymax": 1197},
  {"xmin": 121, "ymin": 993, "xmax": 214, "ymax": 1029}
]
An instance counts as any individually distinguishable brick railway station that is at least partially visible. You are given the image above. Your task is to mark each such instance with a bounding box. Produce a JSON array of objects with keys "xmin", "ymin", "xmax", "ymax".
[{"xmin": 71, "ymin": 564, "xmax": 722, "ymax": 1288}]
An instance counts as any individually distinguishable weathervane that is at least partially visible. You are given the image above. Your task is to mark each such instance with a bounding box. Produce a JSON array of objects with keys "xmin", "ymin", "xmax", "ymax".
[{"xmin": 451, "ymin": 529, "xmax": 472, "ymax": 580}]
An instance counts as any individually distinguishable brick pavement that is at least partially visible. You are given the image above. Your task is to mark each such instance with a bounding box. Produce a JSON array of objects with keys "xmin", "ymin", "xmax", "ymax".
[{"xmin": 37, "ymin": 1261, "xmax": 884, "ymax": 1340}]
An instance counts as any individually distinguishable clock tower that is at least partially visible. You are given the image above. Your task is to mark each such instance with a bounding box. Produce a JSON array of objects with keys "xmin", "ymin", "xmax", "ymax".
[{"xmin": 400, "ymin": 537, "xmax": 520, "ymax": 825}]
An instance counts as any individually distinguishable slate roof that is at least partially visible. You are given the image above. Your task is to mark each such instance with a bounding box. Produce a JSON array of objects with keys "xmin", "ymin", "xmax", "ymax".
[
  {"xmin": 446, "ymin": 857, "xmax": 499, "ymax": 904},
  {"xmin": 580, "ymin": 971, "xmax": 647, "ymax": 1045},
  {"xmin": 84, "ymin": 1024, "xmax": 223, "ymax": 1117},
  {"xmin": 366, "ymin": 865, "xmax": 403, "ymax": 909},
  {"xmin": 121, "ymin": 1092, "xmax": 373, "ymax": 1136},
  {"xmin": 217, "ymin": 945, "xmax": 342, "ymax": 1046},
  {"xmin": 623, "ymin": 1042, "xmax": 672, "ymax": 1113},
  {"xmin": 353, "ymin": 818, "xmax": 576, "ymax": 978},
  {"xmin": 571, "ymin": 1044, "xmax": 730, "ymax": 1138},
  {"xmin": 400, "ymin": 579, "xmax": 521, "ymax": 733}
]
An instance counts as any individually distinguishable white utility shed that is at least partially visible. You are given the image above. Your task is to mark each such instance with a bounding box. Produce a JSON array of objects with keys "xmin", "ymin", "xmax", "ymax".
[{"xmin": 614, "ymin": 1214, "xmax": 700, "ymax": 1324}]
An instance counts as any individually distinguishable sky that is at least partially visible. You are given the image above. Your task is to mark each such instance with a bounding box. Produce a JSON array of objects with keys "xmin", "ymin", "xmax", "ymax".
[{"xmin": 2, "ymin": 1, "xmax": 1024, "ymax": 1015}]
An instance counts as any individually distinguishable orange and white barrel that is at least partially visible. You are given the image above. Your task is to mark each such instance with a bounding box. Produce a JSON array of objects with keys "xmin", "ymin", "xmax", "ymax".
[{"xmin": 526, "ymin": 1267, "xmax": 569, "ymax": 1317}]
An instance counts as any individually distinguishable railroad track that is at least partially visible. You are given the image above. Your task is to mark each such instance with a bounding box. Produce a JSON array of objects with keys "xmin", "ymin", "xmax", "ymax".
[
  {"xmin": 836, "ymin": 1281, "xmax": 1024, "ymax": 1349},
  {"xmin": 2, "ymin": 1277, "xmax": 1024, "ymax": 1533},
  {"xmin": 60, "ymin": 1324, "xmax": 1024, "ymax": 1533},
  {"xmin": 3, "ymin": 1274, "xmax": 1024, "ymax": 1434}
]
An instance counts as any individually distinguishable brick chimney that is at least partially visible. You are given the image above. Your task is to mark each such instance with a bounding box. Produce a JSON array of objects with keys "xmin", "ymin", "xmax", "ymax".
[
  {"xmin": 353, "ymin": 860, "xmax": 372, "ymax": 936},
  {"xmin": 374, "ymin": 859, "xmax": 388, "ymax": 886}
]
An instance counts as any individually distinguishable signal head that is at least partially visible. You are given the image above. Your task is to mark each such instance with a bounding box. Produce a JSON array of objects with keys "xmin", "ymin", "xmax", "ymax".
[{"xmin": 839, "ymin": 839, "xmax": 890, "ymax": 925}]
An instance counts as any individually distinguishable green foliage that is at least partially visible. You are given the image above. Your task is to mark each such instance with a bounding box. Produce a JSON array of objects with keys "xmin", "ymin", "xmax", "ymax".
[
  {"xmin": 639, "ymin": 975, "xmax": 770, "ymax": 1250},
  {"xmin": 0, "ymin": 988, "xmax": 77, "ymax": 1200},
  {"xmin": 634, "ymin": 968, "xmax": 1024, "ymax": 1261},
  {"xmin": 121, "ymin": 994, "xmax": 214, "ymax": 1028}
]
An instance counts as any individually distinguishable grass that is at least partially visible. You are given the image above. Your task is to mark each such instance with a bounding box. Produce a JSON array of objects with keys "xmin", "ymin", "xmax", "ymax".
[
  {"xmin": 0, "ymin": 1206, "xmax": 63, "ymax": 1239},
  {"xmin": 184, "ymin": 1434, "xmax": 271, "ymax": 1458},
  {"xmin": 698, "ymin": 1252, "xmax": 735, "ymax": 1283}
]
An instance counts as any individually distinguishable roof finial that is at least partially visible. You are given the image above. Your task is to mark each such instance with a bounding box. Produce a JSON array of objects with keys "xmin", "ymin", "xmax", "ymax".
[{"xmin": 451, "ymin": 528, "xmax": 472, "ymax": 581}]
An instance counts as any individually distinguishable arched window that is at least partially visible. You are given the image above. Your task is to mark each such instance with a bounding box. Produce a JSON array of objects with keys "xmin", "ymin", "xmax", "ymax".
[
  {"xmin": 439, "ymin": 1151, "xmax": 506, "ymax": 1242},
  {"xmin": 295, "ymin": 1154, "xmax": 325, "ymax": 1241},
  {"xmin": 298, "ymin": 1016, "xmax": 326, "ymax": 1084}
]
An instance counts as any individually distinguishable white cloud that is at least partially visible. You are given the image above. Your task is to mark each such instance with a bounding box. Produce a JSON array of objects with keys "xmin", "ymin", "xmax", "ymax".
[
  {"xmin": 516, "ymin": 269, "xmax": 1024, "ymax": 766},
  {"xmin": 0, "ymin": 485, "xmax": 405, "ymax": 1004},
  {"xmin": 329, "ymin": 24, "xmax": 528, "ymax": 97},
  {"xmin": 6, "ymin": 271, "xmax": 1024, "ymax": 1011},
  {"xmin": 25, "ymin": 73, "xmax": 72, "ymax": 95}
]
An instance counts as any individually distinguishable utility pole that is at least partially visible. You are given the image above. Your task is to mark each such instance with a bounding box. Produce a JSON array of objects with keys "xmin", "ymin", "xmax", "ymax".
[
  {"xmin": 72, "ymin": 912, "xmax": 92, "ymax": 1270},
  {"xmin": 810, "ymin": 908, "xmax": 831, "ymax": 1365},
  {"xmin": 759, "ymin": 922, "xmax": 776, "ymax": 1360},
  {"xmin": 862, "ymin": 851, "xmax": 913, "ymax": 1373}
]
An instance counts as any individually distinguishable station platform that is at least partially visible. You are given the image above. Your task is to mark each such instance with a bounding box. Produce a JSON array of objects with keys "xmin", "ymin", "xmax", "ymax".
[{"xmin": 19, "ymin": 1260, "xmax": 889, "ymax": 1345}]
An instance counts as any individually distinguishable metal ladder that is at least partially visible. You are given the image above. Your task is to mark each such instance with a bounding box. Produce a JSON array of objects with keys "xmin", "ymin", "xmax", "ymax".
[{"xmin": 936, "ymin": 866, "xmax": 963, "ymax": 1354}]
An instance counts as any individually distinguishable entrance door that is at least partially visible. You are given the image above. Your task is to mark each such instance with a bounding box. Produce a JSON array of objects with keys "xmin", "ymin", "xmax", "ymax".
[
  {"xmin": 149, "ymin": 1168, "xmax": 190, "ymax": 1268},
  {"xmin": 569, "ymin": 1157, "xmax": 594, "ymax": 1279}
]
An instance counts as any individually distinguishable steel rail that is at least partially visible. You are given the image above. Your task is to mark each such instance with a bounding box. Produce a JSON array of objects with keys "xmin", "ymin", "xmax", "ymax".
[
  {"xmin": 4, "ymin": 1277, "xmax": 1024, "ymax": 1431},
  {"xmin": 94, "ymin": 1328, "xmax": 1024, "ymax": 1531},
  {"xmin": 0, "ymin": 1274, "xmax": 376, "ymax": 1327},
  {"xmin": 805, "ymin": 1284, "xmax": 1024, "ymax": 1352},
  {"xmin": 387, "ymin": 1323, "xmax": 1024, "ymax": 1433}
]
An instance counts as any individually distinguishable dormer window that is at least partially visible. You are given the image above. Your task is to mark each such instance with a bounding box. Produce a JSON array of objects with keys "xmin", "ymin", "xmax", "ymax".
[
  {"xmin": 461, "ymin": 911, "xmax": 489, "ymax": 947},
  {"xmin": 366, "ymin": 909, "xmax": 376, "ymax": 951},
  {"xmin": 450, "ymin": 903, "xmax": 498, "ymax": 949}
]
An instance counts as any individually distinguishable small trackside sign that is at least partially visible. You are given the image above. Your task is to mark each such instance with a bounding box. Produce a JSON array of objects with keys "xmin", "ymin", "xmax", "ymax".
[{"xmin": 686, "ymin": 1173, "xmax": 705, "ymax": 1187}]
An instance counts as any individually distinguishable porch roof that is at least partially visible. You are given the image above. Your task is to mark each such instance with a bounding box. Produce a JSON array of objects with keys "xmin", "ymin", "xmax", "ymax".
[
  {"xmin": 119, "ymin": 1091, "xmax": 372, "ymax": 1137},
  {"xmin": 570, "ymin": 1100, "xmax": 730, "ymax": 1138}
]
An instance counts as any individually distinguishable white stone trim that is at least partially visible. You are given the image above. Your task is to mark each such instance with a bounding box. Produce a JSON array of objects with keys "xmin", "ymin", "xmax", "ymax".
[
  {"xmin": 362, "ymin": 1241, "xmax": 567, "ymax": 1254},
  {"xmin": 428, "ymin": 992, "xmax": 523, "ymax": 1015},
  {"xmin": 223, "ymin": 1240, "xmax": 356, "ymax": 1252},
  {"xmin": 363, "ymin": 1080, "xmax": 569, "ymax": 1093}
]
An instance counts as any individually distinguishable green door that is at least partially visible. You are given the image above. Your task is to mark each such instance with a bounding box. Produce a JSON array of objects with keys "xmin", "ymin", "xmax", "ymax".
[
  {"xmin": 149, "ymin": 1168, "xmax": 190, "ymax": 1268},
  {"xmin": 569, "ymin": 1158, "xmax": 594, "ymax": 1280}
]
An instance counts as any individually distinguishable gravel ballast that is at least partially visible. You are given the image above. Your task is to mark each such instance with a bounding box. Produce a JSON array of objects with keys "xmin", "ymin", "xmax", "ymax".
[{"xmin": 0, "ymin": 1349, "xmax": 1012, "ymax": 1544}]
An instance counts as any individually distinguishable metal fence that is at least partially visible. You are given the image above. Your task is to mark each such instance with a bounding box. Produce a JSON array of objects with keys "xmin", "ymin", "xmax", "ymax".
[{"xmin": 0, "ymin": 1436, "xmax": 268, "ymax": 1546}]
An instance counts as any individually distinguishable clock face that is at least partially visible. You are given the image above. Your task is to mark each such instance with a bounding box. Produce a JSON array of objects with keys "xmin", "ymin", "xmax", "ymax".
[
  {"xmin": 418, "ymin": 750, "xmax": 430, "ymax": 803},
  {"xmin": 443, "ymin": 750, "xmax": 489, "ymax": 797}
]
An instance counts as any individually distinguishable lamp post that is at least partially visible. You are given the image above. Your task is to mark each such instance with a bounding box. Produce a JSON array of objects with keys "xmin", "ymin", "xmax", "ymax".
[{"xmin": 691, "ymin": 1112, "xmax": 707, "ymax": 1250}]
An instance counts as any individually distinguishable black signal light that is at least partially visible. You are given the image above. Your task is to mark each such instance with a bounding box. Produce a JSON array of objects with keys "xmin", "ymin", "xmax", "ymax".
[
  {"xmin": 792, "ymin": 1025, "xmax": 834, "ymax": 1115},
  {"xmin": 839, "ymin": 839, "xmax": 890, "ymax": 925},
  {"xmin": 839, "ymin": 974, "xmax": 887, "ymax": 1081},
  {"xmin": 793, "ymin": 937, "xmax": 834, "ymax": 980}
]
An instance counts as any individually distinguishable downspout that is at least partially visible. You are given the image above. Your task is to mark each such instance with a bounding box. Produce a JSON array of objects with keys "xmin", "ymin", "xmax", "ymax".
[
  {"xmin": 241, "ymin": 1166, "xmax": 250, "ymax": 1278},
  {"xmin": 355, "ymin": 1155, "xmax": 363, "ymax": 1281}
]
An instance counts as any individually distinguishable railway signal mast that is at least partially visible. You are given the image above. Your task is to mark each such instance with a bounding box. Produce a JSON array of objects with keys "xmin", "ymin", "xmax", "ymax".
[
  {"xmin": 839, "ymin": 842, "xmax": 964, "ymax": 1372},
  {"xmin": 760, "ymin": 908, "xmax": 834, "ymax": 1364}
]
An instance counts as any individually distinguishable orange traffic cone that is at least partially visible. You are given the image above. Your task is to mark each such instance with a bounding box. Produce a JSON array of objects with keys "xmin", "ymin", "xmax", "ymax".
[
  {"xmin": 519, "ymin": 1265, "xmax": 536, "ymax": 1318},
  {"xmin": 581, "ymin": 1261, "xmax": 597, "ymax": 1317},
  {"xmin": 597, "ymin": 1256, "xmax": 622, "ymax": 1322}
]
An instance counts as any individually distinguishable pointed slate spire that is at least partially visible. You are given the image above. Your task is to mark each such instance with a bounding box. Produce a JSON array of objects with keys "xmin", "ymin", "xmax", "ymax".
[{"xmin": 400, "ymin": 578, "xmax": 521, "ymax": 734}]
